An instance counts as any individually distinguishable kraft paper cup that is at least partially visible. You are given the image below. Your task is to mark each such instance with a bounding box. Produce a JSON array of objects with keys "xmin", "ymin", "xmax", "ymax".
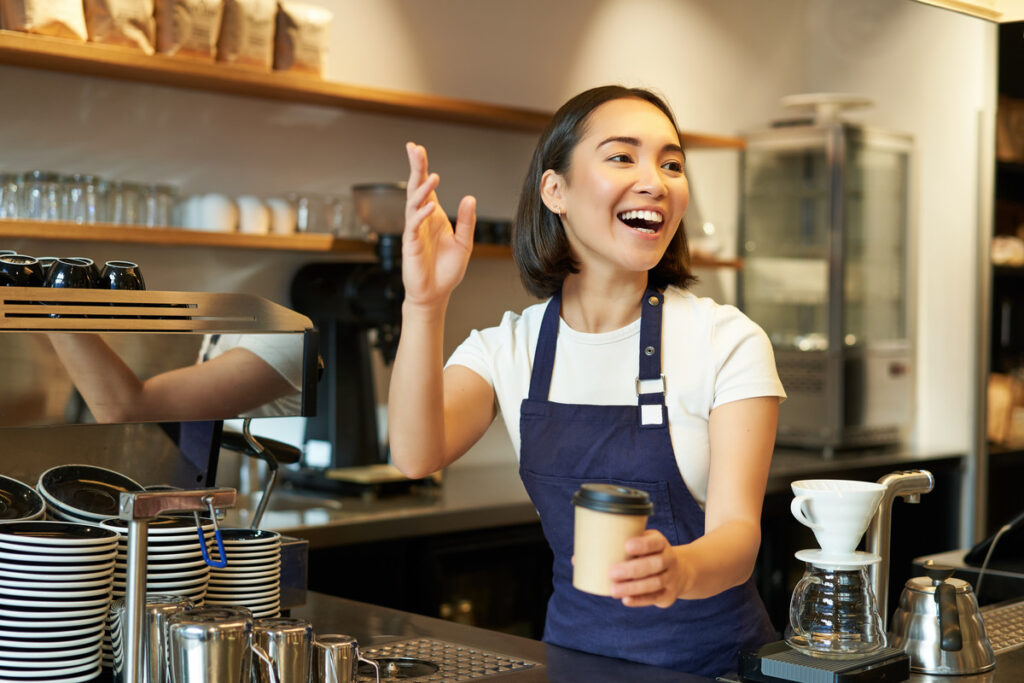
[{"xmin": 572, "ymin": 484, "xmax": 653, "ymax": 597}]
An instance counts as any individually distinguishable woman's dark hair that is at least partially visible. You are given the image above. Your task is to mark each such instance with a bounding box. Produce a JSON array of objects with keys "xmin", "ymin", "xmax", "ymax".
[{"xmin": 513, "ymin": 85, "xmax": 697, "ymax": 298}]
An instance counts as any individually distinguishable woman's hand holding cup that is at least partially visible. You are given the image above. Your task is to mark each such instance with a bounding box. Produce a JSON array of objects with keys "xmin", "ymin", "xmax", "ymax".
[
  {"xmin": 609, "ymin": 529, "xmax": 686, "ymax": 609},
  {"xmin": 402, "ymin": 142, "xmax": 476, "ymax": 312}
]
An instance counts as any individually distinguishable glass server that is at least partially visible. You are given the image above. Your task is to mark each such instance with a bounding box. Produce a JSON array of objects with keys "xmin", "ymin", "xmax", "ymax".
[{"xmin": 738, "ymin": 120, "xmax": 914, "ymax": 453}]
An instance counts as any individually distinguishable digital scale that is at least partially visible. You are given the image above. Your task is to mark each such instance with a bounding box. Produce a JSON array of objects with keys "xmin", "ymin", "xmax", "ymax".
[{"xmin": 738, "ymin": 641, "xmax": 910, "ymax": 683}]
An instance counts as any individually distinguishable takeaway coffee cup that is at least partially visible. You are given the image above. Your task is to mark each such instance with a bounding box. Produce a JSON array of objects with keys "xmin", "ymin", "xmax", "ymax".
[
  {"xmin": 572, "ymin": 484, "xmax": 653, "ymax": 596},
  {"xmin": 790, "ymin": 479, "xmax": 885, "ymax": 555}
]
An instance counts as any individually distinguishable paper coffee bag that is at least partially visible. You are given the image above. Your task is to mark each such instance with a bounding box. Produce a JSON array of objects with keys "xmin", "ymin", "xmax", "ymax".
[
  {"xmin": 216, "ymin": 0, "xmax": 275, "ymax": 69},
  {"xmin": 1, "ymin": 0, "xmax": 88, "ymax": 40},
  {"xmin": 84, "ymin": 0, "xmax": 156, "ymax": 54},
  {"xmin": 273, "ymin": 0, "xmax": 331, "ymax": 77},
  {"xmin": 155, "ymin": 0, "xmax": 224, "ymax": 61}
]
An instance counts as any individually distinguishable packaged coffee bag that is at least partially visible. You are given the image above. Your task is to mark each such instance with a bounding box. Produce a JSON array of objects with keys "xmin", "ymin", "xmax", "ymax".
[
  {"xmin": 0, "ymin": 0, "xmax": 88, "ymax": 40},
  {"xmin": 155, "ymin": 0, "xmax": 224, "ymax": 61},
  {"xmin": 216, "ymin": 0, "xmax": 275, "ymax": 70},
  {"xmin": 84, "ymin": 0, "xmax": 156, "ymax": 54},
  {"xmin": 273, "ymin": 0, "xmax": 331, "ymax": 77}
]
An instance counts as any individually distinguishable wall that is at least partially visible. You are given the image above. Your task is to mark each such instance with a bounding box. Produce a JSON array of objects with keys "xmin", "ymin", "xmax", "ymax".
[{"xmin": 0, "ymin": 2, "xmax": 996, "ymax": 499}]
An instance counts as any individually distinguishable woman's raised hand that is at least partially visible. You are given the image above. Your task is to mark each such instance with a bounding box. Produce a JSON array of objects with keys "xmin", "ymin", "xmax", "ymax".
[{"xmin": 402, "ymin": 142, "xmax": 476, "ymax": 310}]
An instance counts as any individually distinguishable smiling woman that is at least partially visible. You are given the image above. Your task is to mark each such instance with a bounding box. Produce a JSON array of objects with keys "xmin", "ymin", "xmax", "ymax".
[{"xmin": 387, "ymin": 85, "xmax": 786, "ymax": 679}]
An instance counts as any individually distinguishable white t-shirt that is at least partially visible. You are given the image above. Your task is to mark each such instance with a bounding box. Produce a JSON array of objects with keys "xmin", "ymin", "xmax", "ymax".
[
  {"xmin": 198, "ymin": 333, "xmax": 304, "ymax": 417},
  {"xmin": 446, "ymin": 286, "xmax": 786, "ymax": 505}
]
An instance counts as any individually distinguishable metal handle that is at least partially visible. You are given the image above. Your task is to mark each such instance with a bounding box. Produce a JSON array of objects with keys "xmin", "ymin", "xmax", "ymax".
[{"xmin": 243, "ymin": 418, "xmax": 280, "ymax": 530}]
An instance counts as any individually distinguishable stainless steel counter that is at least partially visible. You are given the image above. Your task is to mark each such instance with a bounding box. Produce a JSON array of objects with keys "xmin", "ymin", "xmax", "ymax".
[
  {"xmin": 291, "ymin": 590, "xmax": 1024, "ymax": 682},
  {"xmin": 225, "ymin": 448, "xmax": 965, "ymax": 549}
]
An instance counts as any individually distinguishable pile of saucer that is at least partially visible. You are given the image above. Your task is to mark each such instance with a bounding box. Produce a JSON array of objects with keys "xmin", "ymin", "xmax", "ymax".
[
  {"xmin": 205, "ymin": 529, "xmax": 282, "ymax": 619},
  {"xmin": 0, "ymin": 474, "xmax": 45, "ymax": 522},
  {"xmin": 0, "ymin": 520, "xmax": 116, "ymax": 683},
  {"xmin": 97, "ymin": 516, "xmax": 214, "ymax": 669},
  {"xmin": 36, "ymin": 464, "xmax": 144, "ymax": 523}
]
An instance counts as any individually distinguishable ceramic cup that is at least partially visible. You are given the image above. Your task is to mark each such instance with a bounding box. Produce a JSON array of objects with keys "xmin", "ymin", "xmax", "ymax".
[
  {"xmin": 236, "ymin": 196, "xmax": 270, "ymax": 235},
  {"xmin": 790, "ymin": 479, "xmax": 885, "ymax": 555},
  {"xmin": 100, "ymin": 260, "xmax": 146, "ymax": 291},
  {"xmin": 0, "ymin": 254, "xmax": 45, "ymax": 286},
  {"xmin": 571, "ymin": 484, "xmax": 653, "ymax": 596},
  {"xmin": 266, "ymin": 198, "xmax": 297, "ymax": 235},
  {"xmin": 43, "ymin": 257, "xmax": 95, "ymax": 288}
]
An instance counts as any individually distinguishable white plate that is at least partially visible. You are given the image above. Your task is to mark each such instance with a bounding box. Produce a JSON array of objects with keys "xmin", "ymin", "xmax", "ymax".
[
  {"xmin": 0, "ymin": 664, "xmax": 101, "ymax": 683},
  {"xmin": 0, "ymin": 642, "xmax": 99, "ymax": 662},
  {"xmin": 0, "ymin": 539, "xmax": 118, "ymax": 556},
  {"xmin": 206, "ymin": 588, "xmax": 279, "ymax": 602},
  {"xmin": 0, "ymin": 584, "xmax": 112, "ymax": 599},
  {"xmin": 0, "ymin": 611, "xmax": 106, "ymax": 629},
  {"xmin": 0, "ymin": 549, "xmax": 114, "ymax": 565},
  {"xmin": 211, "ymin": 556, "xmax": 281, "ymax": 568},
  {"xmin": 207, "ymin": 578, "xmax": 278, "ymax": 589},
  {"xmin": 116, "ymin": 549, "xmax": 204, "ymax": 562},
  {"xmin": 0, "ymin": 592, "xmax": 111, "ymax": 608},
  {"xmin": 217, "ymin": 548, "xmax": 281, "ymax": 560},
  {"xmin": 0, "ymin": 623, "xmax": 104, "ymax": 641},
  {"xmin": 0, "ymin": 565, "xmax": 114, "ymax": 582},
  {"xmin": 205, "ymin": 594, "xmax": 279, "ymax": 608},
  {"xmin": 210, "ymin": 565, "xmax": 280, "ymax": 579},
  {"xmin": 0, "ymin": 655, "xmax": 100, "ymax": 679},
  {"xmin": 100, "ymin": 517, "xmax": 215, "ymax": 535},
  {"xmin": 0, "ymin": 521, "xmax": 119, "ymax": 546},
  {"xmin": 0, "ymin": 575, "xmax": 111, "ymax": 591}
]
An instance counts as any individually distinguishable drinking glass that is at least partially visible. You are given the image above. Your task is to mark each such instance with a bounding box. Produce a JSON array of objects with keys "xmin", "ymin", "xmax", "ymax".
[
  {"xmin": 21, "ymin": 170, "xmax": 62, "ymax": 221},
  {"xmin": 141, "ymin": 183, "xmax": 178, "ymax": 227},
  {"xmin": 64, "ymin": 173, "xmax": 103, "ymax": 224},
  {"xmin": 0, "ymin": 172, "xmax": 20, "ymax": 218},
  {"xmin": 107, "ymin": 181, "xmax": 143, "ymax": 225}
]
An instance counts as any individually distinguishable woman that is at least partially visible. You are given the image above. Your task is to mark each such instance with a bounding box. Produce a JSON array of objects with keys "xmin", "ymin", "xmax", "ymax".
[{"xmin": 389, "ymin": 85, "xmax": 785, "ymax": 677}]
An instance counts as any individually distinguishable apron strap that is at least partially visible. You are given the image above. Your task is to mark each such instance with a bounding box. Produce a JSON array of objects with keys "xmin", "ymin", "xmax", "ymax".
[
  {"xmin": 528, "ymin": 292, "xmax": 562, "ymax": 401},
  {"xmin": 637, "ymin": 289, "xmax": 667, "ymax": 428}
]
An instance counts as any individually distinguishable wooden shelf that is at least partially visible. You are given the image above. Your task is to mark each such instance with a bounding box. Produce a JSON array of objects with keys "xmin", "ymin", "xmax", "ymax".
[
  {"xmin": 0, "ymin": 30, "xmax": 745, "ymax": 147},
  {"xmin": 0, "ymin": 219, "xmax": 742, "ymax": 268}
]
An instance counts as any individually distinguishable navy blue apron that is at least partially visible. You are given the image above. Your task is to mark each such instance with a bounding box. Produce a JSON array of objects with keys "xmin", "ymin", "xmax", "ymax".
[{"xmin": 518, "ymin": 288, "xmax": 776, "ymax": 677}]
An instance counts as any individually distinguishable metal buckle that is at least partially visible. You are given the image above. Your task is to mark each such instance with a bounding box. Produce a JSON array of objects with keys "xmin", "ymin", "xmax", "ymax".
[{"xmin": 635, "ymin": 374, "xmax": 666, "ymax": 395}]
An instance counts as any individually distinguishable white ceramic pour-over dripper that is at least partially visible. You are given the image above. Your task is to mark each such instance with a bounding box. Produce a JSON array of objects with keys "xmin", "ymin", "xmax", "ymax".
[{"xmin": 790, "ymin": 479, "xmax": 885, "ymax": 557}]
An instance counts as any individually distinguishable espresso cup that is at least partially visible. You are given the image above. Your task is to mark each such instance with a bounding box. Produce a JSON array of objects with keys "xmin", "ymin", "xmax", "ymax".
[
  {"xmin": 44, "ymin": 257, "xmax": 95, "ymax": 288},
  {"xmin": 790, "ymin": 479, "xmax": 885, "ymax": 555},
  {"xmin": 252, "ymin": 617, "xmax": 312, "ymax": 683},
  {"xmin": 100, "ymin": 260, "xmax": 146, "ymax": 290},
  {"xmin": 237, "ymin": 195, "xmax": 270, "ymax": 235},
  {"xmin": 571, "ymin": 484, "xmax": 653, "ymax": 596},
  {"xmin": 0, "ymin": 254, "xmax": 45, "ymax": 286}
]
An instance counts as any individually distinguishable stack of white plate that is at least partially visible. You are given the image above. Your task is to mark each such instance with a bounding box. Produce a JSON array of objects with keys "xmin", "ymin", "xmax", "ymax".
[
  {"xmin": 0, "ymin": 521, "xmax": 116, "ymax": 683},
  {"xmin": 97, "ymin": 516, "xmax": 214, "ymax": 669},
  {"xmin": 0, "ymin": 475, "xmax": 45, "ymax": 522},
  {"xmin": 205, "ymin": 529, "xmax": 282, "ymax": 618},
  {"xmin": 36, "ymin": 464, "xmax": 144, "ymax": 523}
]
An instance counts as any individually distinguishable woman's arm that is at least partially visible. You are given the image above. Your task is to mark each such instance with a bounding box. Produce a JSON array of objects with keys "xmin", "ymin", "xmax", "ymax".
[
  {"xmin": 609, "ymin": 396, "xmax": 779, "ymax": 606},
  {"xmin": 48, "ymin": 333, "xmax": 295, "ymax": 423},
  {"xmin": 388, "ymin": 142, "xmax": 496, "ymax": 478}
]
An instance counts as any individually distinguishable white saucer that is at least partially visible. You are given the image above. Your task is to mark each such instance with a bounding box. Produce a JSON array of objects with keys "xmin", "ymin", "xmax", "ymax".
[{"xmin": 794, "ymin": 549, "xmax": 881, "ymax": 568}]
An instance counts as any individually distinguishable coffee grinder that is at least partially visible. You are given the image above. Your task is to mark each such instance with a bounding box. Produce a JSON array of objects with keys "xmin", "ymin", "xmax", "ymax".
[
  {"xmin": 288, "ymin": 183, "xmax": 429, "ymax": 495},
  {"xmin": 739, "ymin": 472, "xmax": 935, "ymax": 683}
]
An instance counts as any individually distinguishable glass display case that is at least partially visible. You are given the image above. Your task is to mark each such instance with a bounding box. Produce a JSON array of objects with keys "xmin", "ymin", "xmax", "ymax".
[{"xmin": 738, "ymin": 120, "xmax": 914, "ymax": 453}]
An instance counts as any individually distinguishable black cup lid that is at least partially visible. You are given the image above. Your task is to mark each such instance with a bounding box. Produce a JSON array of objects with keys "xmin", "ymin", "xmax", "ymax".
[{"xmin": 572, "ymin": 484, "xmax": 653, "ymax": 515}]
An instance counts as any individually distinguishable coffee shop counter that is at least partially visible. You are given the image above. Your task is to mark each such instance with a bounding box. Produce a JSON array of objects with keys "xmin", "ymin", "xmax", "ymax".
[
  {"xmin": 222, "ymin": 448, "xmax": 965, "ymax": 549},
  {"xmin": 291, "ymin": 590, "xmax": 1024, "ymax": 682},
  {"xmin": 292, "ymin": 589, "xmax": 711, "ymax": 682}
]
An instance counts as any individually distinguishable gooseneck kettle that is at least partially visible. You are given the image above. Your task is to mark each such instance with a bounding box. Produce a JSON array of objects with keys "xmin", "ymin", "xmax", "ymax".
[{"xmin": 889, "ymin": 561, "xmax": 995, "ymax": 675}]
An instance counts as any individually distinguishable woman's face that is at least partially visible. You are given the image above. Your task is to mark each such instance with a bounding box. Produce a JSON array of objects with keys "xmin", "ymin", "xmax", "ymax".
[{"xmin": 547, "ymin": 97, "xmax": 690, "ymax": 282}]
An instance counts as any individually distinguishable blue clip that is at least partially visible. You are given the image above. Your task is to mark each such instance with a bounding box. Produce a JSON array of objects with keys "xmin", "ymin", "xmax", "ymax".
[{"xmin": 195, "ymin": 498, "xmax": 227, "ymax": 569}]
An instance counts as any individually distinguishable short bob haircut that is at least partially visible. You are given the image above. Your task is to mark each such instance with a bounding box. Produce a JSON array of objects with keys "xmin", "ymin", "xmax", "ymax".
[{"xmin": 513, "ymin": 85, "xmax": 698, "ymax": 299}]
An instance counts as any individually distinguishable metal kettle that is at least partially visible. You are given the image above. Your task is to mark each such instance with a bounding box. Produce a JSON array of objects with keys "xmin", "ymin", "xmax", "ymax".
[{"xmin": 889, "ymin": 561, "xmax": 995, "ymax": 675}]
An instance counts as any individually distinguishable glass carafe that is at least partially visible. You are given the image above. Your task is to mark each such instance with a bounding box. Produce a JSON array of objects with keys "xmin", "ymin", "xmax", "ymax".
[{"xmin": 787, "ymin": 561, "xmax": 885, "ymax": 658}]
